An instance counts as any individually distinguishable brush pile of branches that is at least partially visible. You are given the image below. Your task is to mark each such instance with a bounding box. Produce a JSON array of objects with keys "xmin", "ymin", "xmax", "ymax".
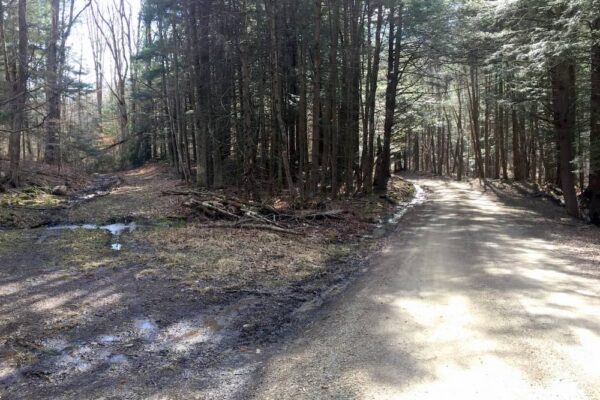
[{"xmin": 162, "ymin": 190, "xmax": 343, "ymax": 234}]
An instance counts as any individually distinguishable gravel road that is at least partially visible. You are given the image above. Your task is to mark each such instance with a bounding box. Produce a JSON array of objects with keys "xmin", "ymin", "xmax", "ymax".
[{"xmin": 250, "ymin": 178, "xmax": 600, "ymax": 399}]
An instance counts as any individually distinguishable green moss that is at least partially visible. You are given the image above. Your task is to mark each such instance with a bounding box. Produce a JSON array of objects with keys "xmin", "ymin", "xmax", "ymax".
[
  {"xmin": 147, "ymin": 217, "xmax": 188, "ymax": 228},
  {"xmin": 0, "ymin": 188, "xmax": 62, "ymax": 208}
]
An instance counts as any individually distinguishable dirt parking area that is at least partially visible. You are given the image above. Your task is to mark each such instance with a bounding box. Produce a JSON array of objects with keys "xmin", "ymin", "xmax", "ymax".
[{"xmin": 0, "ymin": 164, "xmax": 415, "ymax": 399}]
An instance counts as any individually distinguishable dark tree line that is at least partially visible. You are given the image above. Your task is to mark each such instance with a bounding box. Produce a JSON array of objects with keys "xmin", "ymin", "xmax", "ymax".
[
  {"xmin": 1, "ymin": 0, "xmax": 599, "ymax": 220},
  {"xmin": 130, "ymin": 0, "xmax": 443, "ymax": 199}
]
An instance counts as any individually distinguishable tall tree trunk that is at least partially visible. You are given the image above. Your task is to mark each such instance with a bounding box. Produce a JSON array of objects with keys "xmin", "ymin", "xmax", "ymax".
[
  {"xmin": 265, "ymin": 0, "xmax": 296, "ymax": 196},
  {"xmin": 413, "ymin": 133, "xmax": 420, "ymax": 171},
  {"xmin": 445, "ymin": 110, "xmax": 452, "ymax": 175},
  {"xmin": 484, "ymin": 75, "xmax": 491, "ymax": 177},
  {"xmin": 589, "ymin": 15, "xmax": 600, "ymax": 223},
  {"xmin": 327, "ymin": 0, "xmax": 340, "ymax": 196},
  {"xmin": 240, "ymin": 0, "xmax": 256, "ymax": 192},
  {"xmin": 297, "ymin": 45, "xmax": 308, "ymax": 195},
  {"xmin": 344, "ymin": 0, "xmax": 361, "ymax": 194},
  {"xmin": 512, "ymin": 107, "xmax": 524, "ymax": 180},
  {"xmin": 310, "ymin": 0, "xmax": 322, "ymax": 193},
  {"xmin": 501, "ymin": 100, "xmax": 508, "ymax": 180},
  {"xmin": 44, "ymin": 0, "xmax": 60, "ymax": 165},
  {"xmin": 362, "ymin": 1, "xmax": 383, "ymax": 193},
  {"xmin": 530, "ymin": 110, "xmax": 538, "ymax": 182},
  {"xmin": 467, "ymin": 64, "xmax": 484, "ymax": 180},
  {"xmin": 9, "ymin": 0, "xmax": 28, "ymax": 185},
  {"xmin": 374, "ymin": 3, "xmax": 402, "ymax": 192},
  {"xmin": 0, "ymin": 0, "xmax": 9, "ymax": 83},
  {"xmin": 494, "ymin": 90, "xmax": 502, "ymax": 179},
  {"xmin": 455, "ymin": 82, "xmax": 465, "ymax": 181},
  {"xmin": 551, "ymin": 60, "xmax": 579, "ymax": 217},
  {"xmin": 190, "ymin": 0, "xmax": 208, "ymax": 187}
]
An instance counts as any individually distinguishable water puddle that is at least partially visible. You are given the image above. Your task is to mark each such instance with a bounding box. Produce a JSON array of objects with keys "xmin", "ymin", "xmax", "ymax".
[
  {"xmin": 42, "ymin": 222, "xmax": 137, "ymax": 251},
  {"xmin": 38, "ymin": 218, "xmax": 186, "ymax": 251},
  {"xmin": 134, "ymin": 318, "xmax": 159, "ymax": 341},
  {"xmin": 98, "ymin": 335, "xmax": 120, "ymax": 345},
  {"xmin": 368, "ymin": 184, "xmax": 427, "ymax": 238},
  {"xmin": 65, "ymin": 175, "xmax": 119, "ymax": 206},
  {"xmin": 108, "ymin": 354, "xmax": 128, "ymax": 364},
  {"xmin": 385, "ymin": 184, "xmax": 427, "ymax": 224},
  {"xmin": 73, "ymin": 191, "xmax": 110, "ymax": 202}
]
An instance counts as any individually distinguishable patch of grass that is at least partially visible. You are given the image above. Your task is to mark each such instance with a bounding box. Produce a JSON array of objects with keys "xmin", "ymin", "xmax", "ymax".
[
  {"xmin": 0, "ymin": 230, "xmax": 36, "ymax": 258},
  {"xmin": 43, "ymin": 230, "xmax": 124, "ymax": 270},
  {"xmin": 0, "ymin": 187, "xmax": 63, "ymax": 208},
  {"xmin": 130, "ymin": 224, "xmax": 332, "ymax": 291},
  {"xmin": 326, "ymin": 243, "xmax": 356, "ymax": 259},
  {"xmin": 0, "ymin": 349, "xmax": 37, "ymax": 367},
  {"xmin": 387, "ymin": 177, "xmax": 416, "ymax": 202}
]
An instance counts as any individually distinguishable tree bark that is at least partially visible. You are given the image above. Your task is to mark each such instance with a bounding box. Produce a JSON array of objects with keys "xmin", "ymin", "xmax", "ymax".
[
  {"xmin": 551, "ymin": 60, "xmax": 579, "ymax": 217},
  {"xmin": 8, "ymin": 0, "xmax": 28, "ymax": 185},
  {"xmin": 44, "ymin": 0, "xmax": 60, "ymax": 165},
  {"xmin": 362, "ymin": 1, "xmax": 383, "ymax": 193},
  {"xmin": 326, "ymin": 0, "xmax": 340, "ymax": 196},
  {"xmin": 512, "ymin": 107, "xmax": 525, "ymax": 181},
  {"xmin": 374, "ymin": 3, "xmax": 402, "ymax": 192},
  {"xmin": 589, "ymin": 15, "xmax": 600, "ymax": 223},
  {"xmin": 467, "ymin": 64, "xmax": 485, "ymax": 180},
  {"xmin": 265, "ymin": 0, "xmax": 297, "ymax": 196},
  {"xmin": 310, "ymin": 0, "xmax": 322, "ymax": 193}
]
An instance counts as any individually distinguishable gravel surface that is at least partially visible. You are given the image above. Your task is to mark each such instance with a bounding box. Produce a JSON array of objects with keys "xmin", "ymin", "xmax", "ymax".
[{"xmin": 250, "ymin": 177, "xmax": 600, "ymax": 399}]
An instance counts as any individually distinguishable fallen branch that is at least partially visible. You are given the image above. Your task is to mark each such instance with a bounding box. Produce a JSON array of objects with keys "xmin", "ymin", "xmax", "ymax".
[
  {"xmin": 291, "ymin": 209, "xmax": 344, "ymax": 220},
  {"xmin": 200, "ymin": 222, "xmax": 301, "ymax": 235},
  {"xmin": 179, "ymin": 190, "xmax": 343, "ymax": 227},
  {"xmin": 162, "ymin": 189, "xmax": 207, "ymax": 196}
]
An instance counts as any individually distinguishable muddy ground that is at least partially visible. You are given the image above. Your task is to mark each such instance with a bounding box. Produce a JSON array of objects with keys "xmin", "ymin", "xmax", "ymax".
[{"xmin": 0, "ymin": 163, "xmax": 417, "ymax": 399}]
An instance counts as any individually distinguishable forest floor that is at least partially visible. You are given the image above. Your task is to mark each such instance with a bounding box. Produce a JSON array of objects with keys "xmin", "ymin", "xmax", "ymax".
[{"xmin": 0, "ymin": 162, "xmax": 417, "ymax": 399}]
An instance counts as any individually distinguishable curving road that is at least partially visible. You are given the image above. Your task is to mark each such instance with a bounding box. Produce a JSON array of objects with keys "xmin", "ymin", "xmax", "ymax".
[{"xmin": 251, "ymin": 178, "xmax": 600, "ymax": 400}]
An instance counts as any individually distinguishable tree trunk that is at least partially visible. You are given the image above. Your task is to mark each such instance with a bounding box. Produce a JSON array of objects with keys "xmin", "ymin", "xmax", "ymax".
[
  {"xmin": 494, "ymin": 94, "xmax": 501, "ymax": 179},
  {"xmin": 484, "ymin": 75, "xmax": 491, "ymax": 177},
  {"xmin": 455, "ymin": 82, "xmax": 465, "ymax": 181},
  {"xmin": 551, "ymin": 60, "xmax": 579, "ymax": 217},
  {"xmin": 589, "ymin": 16, "xmax": 600, "ymax": 223},
  {"xmin": 362, "ymin": 1, "xmax": 383, "ymax": 193},
  {"xmin": 44, "ymin": 0, "xmax": 60, "ymax": 165},
  {"xmin": 189, "ymin": 0, "xmax": 208, "ymax": 187},
  {"xmin": 310, "ymin": 0, "xmax": 322, "ymax": 193},
  {"xmin": 240, "ymin": 0, "xmax": 256, "ymax": 192},
  {"xmin": 512, "ymin": 107, "xmax": 524, "ymax": 181},
  {"xmin": 374, "ymin": 3, "xmax": 402, "ymax": 192},
  {"xmin": 327, "ymin": 0, "xmax": 340, "ymax": 196},
  {"xmin": 265, "ymin": 0, "xmax": 296, "ymax": 196},
  {"xmin": 501, "ymin": 100, "xmax": 508, "ymax": 180},
  {"xmin": 8, "ymin": 0, "xmax": 28, "ymax": 185},
  {"xmin": 467, "ymin": 64, "xmax": 485, "ymax": 180}
]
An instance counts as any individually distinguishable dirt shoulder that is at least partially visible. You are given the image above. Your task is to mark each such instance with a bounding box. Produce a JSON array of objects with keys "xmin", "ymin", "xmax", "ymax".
[
  {"xmin": 0, "ymin": 165, "xmax": 415, "ymax": 399},
  {"xmin": 483, "ymin": 178, "xmax": 600, "ymax": 276}
]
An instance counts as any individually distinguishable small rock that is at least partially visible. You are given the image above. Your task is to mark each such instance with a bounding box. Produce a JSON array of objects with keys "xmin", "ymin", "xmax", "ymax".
[
  {"xmin": 108, "ymin": 354, "xmax": 128, "ymax": 364},
  {"xmin": 51, "ymin": 185, "xmax": 68, "ymax": 196}
]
